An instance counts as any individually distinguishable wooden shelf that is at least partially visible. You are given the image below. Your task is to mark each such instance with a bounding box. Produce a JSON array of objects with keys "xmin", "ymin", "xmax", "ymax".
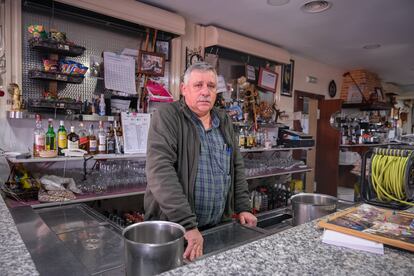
[
  {"xmin": 342, "ymin": 102, "xmax": 392, "ymax": 110},
  {"xmin": 245, "ymin": 166, "xmax": 312, "ymax": 180},
  {"xmin": 29, "ymin": 69, "xmax": 85, "ymax": 84},
  {"xmin": 29, "ymin": 38, "xmax": 86, "ymax": 57}
]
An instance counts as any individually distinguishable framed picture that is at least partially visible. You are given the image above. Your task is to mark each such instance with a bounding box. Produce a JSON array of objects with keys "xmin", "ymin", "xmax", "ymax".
[
  {"xmin": 258, "ymin": 67, "xmax": 278, "ymax": 93},
  {"xmin": 138, "ymin": 50, "xmax": 165, "ymax": 77},
  {"xmin": 375, "ymin": 87, "xmax": 384, "ymax": 102},
  {"xmin": 281, "ymin": 59, "xmax": 295, "ymax": 97},
  {"xmin": 185, "ymin": 47, "xmax": 203, "ymax": 70},
  {"xmin": 155, "ymin": 40, "xmax": 170, "ymax": 61},
  {"xmin": 245, "ymin": 64, "xmax": 256, "ymax": 82}
]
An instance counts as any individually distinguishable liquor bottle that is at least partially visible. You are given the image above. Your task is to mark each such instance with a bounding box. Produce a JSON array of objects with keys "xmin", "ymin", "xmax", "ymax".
[
  {"xmin": 113, "ymin": 120, "xmax": 123, "ymax": 154},
  {"xmin": 57, "ymin": 120, "xmax": 67, "ymax": 156},
  {"xmin": 99, "ymin": 93, "xmax": 106, "ymax": 116},
  {"xmin": 67, "ymin": 126, "xmax": 79, "ymax": 150},
  {"xmin": 45, "ymin": 118, "xmax": 56, "ymax": 151},
  {"xmin": 33, "ymin": 114, "xmax": 45, "ymax": 157},
  {"xmin": 78, "ymin": 122, "xmax": 89, "ymax": 151},
  {"xmin": 88, "ymin": 124, "xmax": 97, "ymax": 155},
  {"xmin": 106, "ymin": 124, "xmax": 115, "ymax": 154},
  {"xmin": 238, "ymin": 127, "xmax": 245, "ymax": 148},
  {"xmin": 246, "ymin": 129, "xmax": 254, "ymax": 148},
  {"xmin": 98, "ymin": 121, "xmax": 106, "ymax": 154},
  {"xmin": 264, "ymin": 129, "xmax": 272, "ymax": 149}
]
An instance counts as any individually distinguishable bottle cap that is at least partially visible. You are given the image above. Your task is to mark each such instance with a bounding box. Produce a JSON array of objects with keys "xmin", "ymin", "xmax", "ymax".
[
  {"xmin": 59, "ymin": 120, "xmax": 64, "ymax": 125},
  {"xmin": 70, "ymin": 126, "xmax": 75, "ymax": 132}
]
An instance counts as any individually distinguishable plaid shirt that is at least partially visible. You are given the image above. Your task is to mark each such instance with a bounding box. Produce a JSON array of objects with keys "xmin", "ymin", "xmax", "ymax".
[{"xmin": 191, "ymin": 111, "xmax": 231, "ymax": 228}]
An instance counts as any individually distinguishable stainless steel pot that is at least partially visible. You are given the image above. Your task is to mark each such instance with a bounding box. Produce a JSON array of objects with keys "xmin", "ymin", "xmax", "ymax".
[
  {"xmin": 291, "ymin": 193, "xmax": 337, "ymax": 226},
  {"xmin": 122, "ymin": 221, "xmax": 185, "ymax": 276}
]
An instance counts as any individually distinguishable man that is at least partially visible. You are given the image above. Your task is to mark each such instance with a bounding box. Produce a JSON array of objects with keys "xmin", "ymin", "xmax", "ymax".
[{"xmin": 145, "ymin": 62, "xmax": 257, "ymax": 261}]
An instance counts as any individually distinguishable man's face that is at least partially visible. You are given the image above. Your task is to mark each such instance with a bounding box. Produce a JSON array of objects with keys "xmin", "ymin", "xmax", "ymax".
[{"xmin": 181, "ymin": 70, "xmax": 217, "ymax": 118}]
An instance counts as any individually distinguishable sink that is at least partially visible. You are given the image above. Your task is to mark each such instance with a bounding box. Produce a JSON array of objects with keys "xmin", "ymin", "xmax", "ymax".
[
  {"xmin": 201, "ymin": 222, "xmax": 267, "ymax": 256},
  {"xmin": 257, "ymin": 213, "xmax": 292, "ymax": 229},
  {"xmin": 256, "ymin": 208, "xmax": 293, "ymax": 234}
]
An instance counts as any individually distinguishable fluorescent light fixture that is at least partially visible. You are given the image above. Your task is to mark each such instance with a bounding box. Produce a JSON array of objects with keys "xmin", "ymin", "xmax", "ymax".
[
  {"xmin": 362, "ymin": 44, "xmax": 381, "ymax": 50},
  {"xmin": 267, "ymin": 0, "xmax": 290, "ymax": 6}
]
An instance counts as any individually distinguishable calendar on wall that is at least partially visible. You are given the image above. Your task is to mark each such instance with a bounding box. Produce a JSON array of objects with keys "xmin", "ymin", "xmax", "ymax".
[{"xmin": 104, "ymin": 52, "xmax": 137, "ymax": 95}]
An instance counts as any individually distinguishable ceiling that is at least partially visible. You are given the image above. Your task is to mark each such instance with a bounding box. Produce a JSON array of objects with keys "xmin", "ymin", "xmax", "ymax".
[{"xmin": 139, "ymin": 0, "xmax": 414, "ymax": 92}]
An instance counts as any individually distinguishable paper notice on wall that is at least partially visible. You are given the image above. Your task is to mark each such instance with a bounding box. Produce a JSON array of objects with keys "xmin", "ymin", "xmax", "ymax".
[
  {"xmin": 121, "ymin": 112, "xmax": 151, "ymax": 154},
  {"xmin": 104, "ymin": 52, "xmax": 136, "ymax": 94}
]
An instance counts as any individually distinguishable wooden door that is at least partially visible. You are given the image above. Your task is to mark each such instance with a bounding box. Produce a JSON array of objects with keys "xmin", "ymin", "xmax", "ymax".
[
  {"xmin": 293, "ymin": 91, "xmax": 325, "ymax": 193},
  {"xmin": 315, "ymin": 99, "xmax": 342, "ymax": 196}
]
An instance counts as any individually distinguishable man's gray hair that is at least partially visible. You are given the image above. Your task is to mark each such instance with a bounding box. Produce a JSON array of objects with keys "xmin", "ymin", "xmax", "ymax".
[{"xmin": 182, "ymin": 62, "xmax": 218, "ymax": 85}]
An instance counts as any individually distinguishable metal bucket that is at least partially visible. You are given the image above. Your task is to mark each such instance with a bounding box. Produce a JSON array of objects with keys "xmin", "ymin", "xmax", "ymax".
[
  {"xmin": 291, "ymin": 193, "xmax": 337, "ymax": 226},
  {"xmin": 122, "ymin": 221, "xmax": 185, "ymax": 276}
]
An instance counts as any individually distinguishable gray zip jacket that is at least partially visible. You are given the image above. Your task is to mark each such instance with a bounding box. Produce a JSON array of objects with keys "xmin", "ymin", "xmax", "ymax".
[{"xmin": 144, "ymin": 99, "xmax": 251, "ymax": 230}]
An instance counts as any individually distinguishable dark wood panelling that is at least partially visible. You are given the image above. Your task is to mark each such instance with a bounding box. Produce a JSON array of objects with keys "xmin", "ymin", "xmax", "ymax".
[{"xmin": 315, "ymin": 99, "xmax": 342, "ymax": 196}]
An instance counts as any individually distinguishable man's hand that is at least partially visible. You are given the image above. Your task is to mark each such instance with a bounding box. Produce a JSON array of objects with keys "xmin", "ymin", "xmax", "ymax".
[
  {"xmin": 238, "ymin": 211, "xmax": 257, "ymax": 227},
  {"xmin": 183, "ymin": 228, "xmax": 203, "ymax": 261}
]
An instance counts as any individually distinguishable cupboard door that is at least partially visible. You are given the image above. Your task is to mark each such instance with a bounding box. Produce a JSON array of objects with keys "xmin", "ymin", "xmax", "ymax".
[{"xmin": 315, "ymin": 99, "xmax": 342, "ymax": 196}]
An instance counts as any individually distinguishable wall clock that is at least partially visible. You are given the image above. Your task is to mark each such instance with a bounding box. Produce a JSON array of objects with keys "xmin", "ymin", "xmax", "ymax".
[{"xmin": 328, "ymin": 80, "xmax": 337, "ymax": 98}]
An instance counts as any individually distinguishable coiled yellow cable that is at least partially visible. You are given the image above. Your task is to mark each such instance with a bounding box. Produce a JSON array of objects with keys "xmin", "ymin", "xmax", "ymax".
[{"xmin": 370, "ymin": 152, "xmax": 414, "ymax": 206}]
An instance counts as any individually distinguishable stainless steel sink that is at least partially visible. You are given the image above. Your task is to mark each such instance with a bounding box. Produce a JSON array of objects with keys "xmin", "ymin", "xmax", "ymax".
[
  {"xmin": 199, "ymin": 208, "xmax": 294, "ymax": 257},
  {"xmin": 201, "ymin": 222, "xmax": 268, "ymax": 256},
  {"xmin": 255, "ymin": 207, "xmax": 293, "ymax": 234}
]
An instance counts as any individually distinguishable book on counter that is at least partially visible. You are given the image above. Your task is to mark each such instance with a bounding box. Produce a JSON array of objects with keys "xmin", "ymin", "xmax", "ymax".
[
  {"xmin": 322, "ymin": 229, "xmax": 384, "ymax": 254},
  {"xmin": 318, "ymin": 204, "xmax": 414, "ymax": 252}
]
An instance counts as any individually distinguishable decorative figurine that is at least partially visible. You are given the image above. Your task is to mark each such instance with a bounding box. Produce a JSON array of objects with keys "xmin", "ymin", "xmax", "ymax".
[{"xmin": 8, "ymin": 83, "xmax": 22, "ymax": 111}]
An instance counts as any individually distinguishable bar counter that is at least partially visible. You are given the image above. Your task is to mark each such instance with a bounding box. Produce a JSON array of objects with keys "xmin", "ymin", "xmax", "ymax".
[
  {"xmin": 162, "ymin": 220, "xmax": 414, "ymax": 276},
  {"xmin": 0, "ymin": 196, "xmax": 39, "ymax": 276},
  {"xmin": 1, "ymin": 194, "xmax": 413, "ymax": 276}
]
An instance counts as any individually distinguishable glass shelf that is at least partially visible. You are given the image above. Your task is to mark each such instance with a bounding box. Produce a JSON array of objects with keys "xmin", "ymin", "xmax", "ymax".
[
  {"xmin": 240, "ymin": 146, "xmax": 314, "ymax": 153},
  {"xmin": 5, "ymin": 186, "xmax": 147, "ymax": 209},
  {"xmin": 7, "ymin": 111, "xmax": 119, "ymax": 122},
  {"xmin": 6, "ymin": 153, "xmax": 146, "ymax": 164},
  {"xmin": 245, "ymin": 166, "xmax": 312, "ymax": 180}
]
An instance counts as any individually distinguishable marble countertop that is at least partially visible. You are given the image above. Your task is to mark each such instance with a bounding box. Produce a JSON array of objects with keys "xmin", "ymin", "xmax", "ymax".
[
  {"xmin": 0, "ymin": 195, "xmax": 39, "ymax": 276},
  {"xmin": 162, "ymin": 220, "xmax": 414, "ymax": 276},
  {"xmin": 1, "ymin": 191, "xmax": 413, "ymax": 276}
]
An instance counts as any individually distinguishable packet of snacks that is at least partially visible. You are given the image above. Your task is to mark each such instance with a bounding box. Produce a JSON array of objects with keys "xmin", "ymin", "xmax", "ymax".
[
  {"xmin": 27, "ymin": 25, "xmax": 48, "ymax": 39},
  {"xmin": 60, "ymin": 60, "xmax": 88, "ymax": 75},
  {"xmin": 43, "ymin": 59, "xmax": 59, "ymax": 72}
]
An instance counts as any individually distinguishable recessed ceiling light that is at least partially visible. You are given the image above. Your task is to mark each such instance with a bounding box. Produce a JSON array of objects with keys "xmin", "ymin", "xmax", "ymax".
[
  {"xmin": 301, "ymin": 1, "xmax": 332, "ymax": 13},
  {"xmin": 267, "ymin": 0, "xmax": 290, "ymax": 6},
  {"xmin": 362, "ymin": 44, "xmax": 381, "ymax": 50}
]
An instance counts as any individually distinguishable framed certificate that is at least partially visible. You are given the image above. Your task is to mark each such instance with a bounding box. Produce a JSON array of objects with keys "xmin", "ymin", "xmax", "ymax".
[{"xmin": 258, "ymin": 67, "xmax": 278, "ymax": 93}]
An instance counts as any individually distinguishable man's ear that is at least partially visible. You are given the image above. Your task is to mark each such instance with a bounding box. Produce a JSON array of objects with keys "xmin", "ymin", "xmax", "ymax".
[{"xmin": 180, "ymin": 83, "xmax": 187, "ymax": 97}]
